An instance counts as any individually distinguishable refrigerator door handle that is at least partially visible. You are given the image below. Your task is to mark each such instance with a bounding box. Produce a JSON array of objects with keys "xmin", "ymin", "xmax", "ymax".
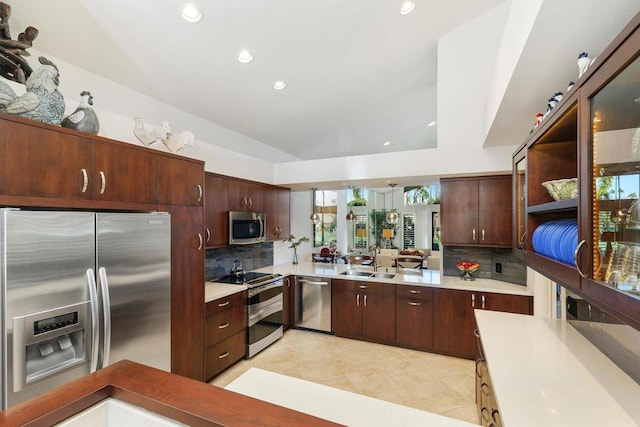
[
  {"xmin": 86, "ymin": 269, "xmax": 100, "ymax": 373},
  {"xmin": 98, "ymin": 267, "xmax": 112, "ymax": 368}
]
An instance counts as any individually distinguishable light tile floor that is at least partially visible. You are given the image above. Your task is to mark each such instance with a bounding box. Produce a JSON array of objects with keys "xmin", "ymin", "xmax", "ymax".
[{"xmin": 210, "ymin": 330, "xmax": 479, "ymax": 425}]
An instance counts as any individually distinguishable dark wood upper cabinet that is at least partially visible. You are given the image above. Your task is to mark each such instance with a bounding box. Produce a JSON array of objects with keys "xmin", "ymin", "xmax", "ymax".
[
  {"xmin": 93, "ymin": 140, "xmax": 158, "ymax": 204},
  {"xmin": 157, "ymin": 155, "xmax": 204, "ymax": 206},
  {"xmin": 264, "ymin": 184, "xmax": 290, "ymax": 241},
  {"xmin": 441, "ymin": 175, "xmax": 512, "ymax": 247},
  {"xmin": 204, "ymin": 173, "xmax": 229, "ymax": 247},
  {"xmin": 515, "ymin": 11, "xmax": 640, "ymax": 331},
  {"xmin": 227, "ymin": 178, "xmax": 263, "ymax": 212},
  {"xmin": 0, "ymin": 117, "xmax": 94, "ymax": 201}
]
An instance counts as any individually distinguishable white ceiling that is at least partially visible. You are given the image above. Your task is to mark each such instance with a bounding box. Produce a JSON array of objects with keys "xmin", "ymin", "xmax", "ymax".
[{"xmin": 11, "ymin": 0, "xmax": 506, "ymax": 162}]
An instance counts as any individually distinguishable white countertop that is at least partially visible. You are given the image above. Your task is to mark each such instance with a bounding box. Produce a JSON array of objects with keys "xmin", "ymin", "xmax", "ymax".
[
  {"xmin": 205, "ymin": 282, "xmax": 247, "ymax": 302},
  {"xmin": 255, "ymin": 262, "xmax": 532, "ymax": 295},
  {"xmin": 205, "ymin": 262, "xmax": 531, "ymax": 303},
  {"xmin": 475, "ymin": 310, "xmax": 640, "ymax": 426},
  {"xmin": 225, "ymin": 367, "xmax": 476, "ymax": 427}
]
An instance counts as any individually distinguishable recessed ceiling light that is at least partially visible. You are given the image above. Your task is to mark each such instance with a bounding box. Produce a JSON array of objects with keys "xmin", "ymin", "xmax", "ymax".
[
  {"xmin": 400, "ymin": 1, "xmax": 415, "ymax": 15},
  {"xmin": 237, "ymin": 50, "xmax": 254, "ymax": 64},
  {"xmin": 180, "ymin": 3, "xmax": 203, "ymax": 23},
  {"xmin": 383, "ymin": 141, "xmax": 391, "ymax": 146},
  {"xmin": 273, "ymin": 80, "xmax": 287, "ymax": 90},
  {"xmin": 428, "ymin": 121, "xmax": 437, "ymax": 127}
]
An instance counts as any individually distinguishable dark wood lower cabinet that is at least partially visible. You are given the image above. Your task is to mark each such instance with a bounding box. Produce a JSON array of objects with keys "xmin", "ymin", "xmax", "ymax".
[
  {"xmin": 396, "ymin": 286, "xmax": 434, "ymax": 351},
  {"xmin": 433, "ymin": 288, "xmax": 533, "ymax": 360},
  {"xmin": 205, "ymin": 291, "xmax": 247, "ymax": 381},
  {"xmin": 283, "ymin": 276, "xmax": 295, "ymax": 331},
  {"xmin": 332, "ymin": 279, "xmax": 395, "ymax": 345}
]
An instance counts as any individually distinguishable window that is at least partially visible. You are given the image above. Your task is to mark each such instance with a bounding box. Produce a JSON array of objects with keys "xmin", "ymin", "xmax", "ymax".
[
  {"xmin": 403, "ymin": 213, "xmax": 416, "ymax": 249},
  {"xmin": 404, "ymin": 184, "xmax": 441, "ymax": 205},
  {"xmin": 313, "ymin": 190, "xmax": 337, "ymax": 247}
]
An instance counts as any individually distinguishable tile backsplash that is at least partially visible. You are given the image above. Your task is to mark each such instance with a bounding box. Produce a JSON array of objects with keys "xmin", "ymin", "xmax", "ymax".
[
  {"xmin": 442, "ymin": 246, "xmax": 526, "ymax": 285},
  {"xmin": 205, "ymin": 242, "xmax": 273, "ymax": 281}
]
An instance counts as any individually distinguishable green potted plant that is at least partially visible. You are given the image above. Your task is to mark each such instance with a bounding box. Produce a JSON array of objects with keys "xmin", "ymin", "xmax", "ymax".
[{"xmin": 283, "ymin": 235, "xmax": 310, "ymax": 264}]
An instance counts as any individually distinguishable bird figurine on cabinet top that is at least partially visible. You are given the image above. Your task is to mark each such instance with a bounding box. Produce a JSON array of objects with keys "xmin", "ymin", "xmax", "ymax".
[
  {"xmin": 61, "ymin": 91, "xmax": 99, "ymax": 134},
  {"xmin": 160, "ymin": 121, "xmax": 195, "ymax": 153},
  {"xmin": 133, "ymin": 115, "xmax": 166, "ymax": 146},
  {"xmin": 0, "ymin": 56, "xmax": 65, "ymax": 125}
]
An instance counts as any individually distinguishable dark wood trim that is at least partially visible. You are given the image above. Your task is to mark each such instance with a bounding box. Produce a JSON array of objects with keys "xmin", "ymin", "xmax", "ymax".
[{"xmin": 0, "ymin": 360, "xmax": 337, "ymax": 427}]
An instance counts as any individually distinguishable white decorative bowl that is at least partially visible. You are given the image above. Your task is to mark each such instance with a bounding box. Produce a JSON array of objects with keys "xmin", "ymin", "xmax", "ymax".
[{"xmin": 542, "ymin": 178, "xmax": 578, "ymax": 201}]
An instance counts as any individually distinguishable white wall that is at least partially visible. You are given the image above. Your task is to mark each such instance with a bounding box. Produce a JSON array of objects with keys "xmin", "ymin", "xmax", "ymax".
[{"xmin": 438, "ymin": 1, "xmax": 510, "ymax": 149}]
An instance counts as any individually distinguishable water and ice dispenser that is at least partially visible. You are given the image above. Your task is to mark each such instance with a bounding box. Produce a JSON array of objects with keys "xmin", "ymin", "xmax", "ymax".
[{"xmin": 12, "ymin": 302, "xmax": 89, "ymax": 392}]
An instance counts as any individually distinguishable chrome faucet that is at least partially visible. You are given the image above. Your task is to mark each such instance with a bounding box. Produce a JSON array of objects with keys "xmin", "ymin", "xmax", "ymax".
[{"xmin": 371, "ymin": 246, "xmax": 380, "ymax": 272}]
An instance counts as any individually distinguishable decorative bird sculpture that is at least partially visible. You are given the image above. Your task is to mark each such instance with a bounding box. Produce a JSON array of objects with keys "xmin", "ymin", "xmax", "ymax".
[
  {"xmin": 160, "ymin": 121, "xmax": 195, "ymax": 153},
  {"xmin": 61, "ymin": 91, "xmax": 99, "ymax": 134},
  {"xmin": 133, "ymin": 115, "xmax": 166, "ymax": 146},
  {"xmin": 1, "ymin": 56, "xmax": 65, "ymax": 125}
]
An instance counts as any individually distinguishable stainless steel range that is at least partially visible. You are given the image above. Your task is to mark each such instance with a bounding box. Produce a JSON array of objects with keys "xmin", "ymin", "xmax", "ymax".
[{"xmin": 217, "ymin": 272, "xmax": 284, "ymax": 358}]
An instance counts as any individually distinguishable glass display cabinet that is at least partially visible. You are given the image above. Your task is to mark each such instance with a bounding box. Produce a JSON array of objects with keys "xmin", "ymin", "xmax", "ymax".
[
  {"xmin": 513, "ymin": 146, "xmax": 527, "ymax": 259},
  {"xmin": 585, "ymin": 51, "xmax": 640, "ymax": 297}
]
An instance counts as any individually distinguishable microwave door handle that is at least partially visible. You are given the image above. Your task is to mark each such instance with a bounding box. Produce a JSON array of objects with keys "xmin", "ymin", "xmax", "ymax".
[
  {"xmin": 259, "ymin": 216, "xmax": 264, "ymax": 239},
  {"xmin": 86, "ymin": 269, "xmax": 100, "ymax": 373},
  {"xmin": 98, "ymin": 267, "xmax": 112, "ymax": 369}
]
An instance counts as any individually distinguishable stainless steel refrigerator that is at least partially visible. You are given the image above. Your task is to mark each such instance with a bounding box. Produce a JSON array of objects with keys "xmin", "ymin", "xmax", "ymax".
[{"xmin": 0, "ymin": 209, "xmax": 171, "ymax": 409}]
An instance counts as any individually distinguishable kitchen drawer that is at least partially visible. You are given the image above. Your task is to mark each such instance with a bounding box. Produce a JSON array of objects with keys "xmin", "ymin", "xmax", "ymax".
[
  {"xmin": 205, "ymin": 304, "xmax": 247, "ymax": 347},
  {"xmin": 396, "ymin": 285, "xmax": 433, "ymax": 300},
  {"xmin": 205, "ymin": 330, "xmax": 246, "ymax": 381},
  {"xmin": 205, "ymin": 290, "xmax": 246, "ymax": 317},
  {"xmin": 333, "ymin": 279, "xmax": 394, "ymax": 295}
]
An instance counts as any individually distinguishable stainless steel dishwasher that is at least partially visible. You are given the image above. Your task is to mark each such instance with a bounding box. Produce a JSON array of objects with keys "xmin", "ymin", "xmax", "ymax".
[{"xmin": 295, "ymin": 276, "xmax": 332, "ymax": 332}]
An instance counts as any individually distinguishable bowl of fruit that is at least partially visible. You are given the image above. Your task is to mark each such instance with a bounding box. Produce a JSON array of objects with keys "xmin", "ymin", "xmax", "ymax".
[{"xmin": 456, "ymin": 261, "xmax": 480, "ymax": 281}]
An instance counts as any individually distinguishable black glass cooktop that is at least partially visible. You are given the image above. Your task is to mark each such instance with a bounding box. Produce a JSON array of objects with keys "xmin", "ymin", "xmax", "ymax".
[{"xmin": 215, "ymin": 271, "xmax": 279, "ymax": 286}]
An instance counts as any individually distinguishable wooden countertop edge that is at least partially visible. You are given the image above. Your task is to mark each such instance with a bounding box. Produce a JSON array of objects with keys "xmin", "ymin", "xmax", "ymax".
[{"xmin": 0, "ymin": 360, "xmax": 340, "ymax": 427}]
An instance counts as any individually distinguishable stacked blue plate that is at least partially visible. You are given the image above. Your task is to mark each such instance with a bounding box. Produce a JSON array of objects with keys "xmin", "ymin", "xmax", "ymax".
[{"xmin": 531, "ymin": 219, "xmax": 578, "ymax": 266}]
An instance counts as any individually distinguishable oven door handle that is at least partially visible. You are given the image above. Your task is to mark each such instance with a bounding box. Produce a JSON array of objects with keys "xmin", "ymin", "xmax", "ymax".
[
  {"xmin": 248, "ymin": 300, "xmax": 283, "ymax": 327},
  {"xmin": 248, "ymin": 280, "xmax": 283, "ymax": 297}
]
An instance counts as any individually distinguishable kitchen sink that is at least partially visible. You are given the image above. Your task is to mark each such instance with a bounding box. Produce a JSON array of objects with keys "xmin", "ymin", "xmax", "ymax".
[
  {"xmin": 339, "ymin": 271, "xmax": 396, "ymax": 279},
  {"xmin": 369, "ymin": 272, "xmax": 396, "ymax": 279},
  {"xmin": 339, "ymin": 270, "xmax": 372, "ymax": 277}
]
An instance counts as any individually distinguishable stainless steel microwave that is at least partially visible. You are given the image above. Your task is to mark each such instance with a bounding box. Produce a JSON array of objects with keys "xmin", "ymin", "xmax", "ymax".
[{"xmin": 229, "ymin": 211, "xmax": 266, "ymax": 245}]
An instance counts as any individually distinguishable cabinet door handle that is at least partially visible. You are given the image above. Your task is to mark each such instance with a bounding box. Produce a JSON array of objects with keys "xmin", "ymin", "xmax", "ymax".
[
  {"xmin": 519, "ymin": 231, "xmax": 528, "ymax": 250},
  {"xmin": 356, "ymin": 294, "xmax": 360, "ymax": 306},
  {"xmin": 358, "ymin": 284, "xmax": 367, "ymax": 289},
  {"xmin": 81, "ymin": 168, "xmax": 88, "ymax": 193},
  {"xmin": 364, "ymin": 294, "xmax": 367, "ymax": 307},
  {"xmin": 481, "ymin": 295, "xmax": 486, "ymax": 309},
  {"xmin": 481, "ymin": 229, "xmax": 485, "ymax": 241},
  {"xmin": 218, "ymin": 300, "xmax": 230, "ymax": 307},
  {"xmin": 408, "ymin": 301, "xmax": 421, "ymax": 306},
  {"xmin": 241, "ymin": 197, "xmax": 247, "ymax": 208},
  {"xmin": 99, "ymin": 171, "xmax": 106, "ymax": 194},
  {"xmin": 472, "ymin": 293, "xmax": 475, "ymax": 308},
  {"xmin": 472, "ymin": 228, "xmax": 476, "ymax": 240},
  {"xmin": 408, "ymin": 289, "xmax": 420, "ymax": 294},
  {"xmin": 218, "ymin": 351, "xmax": 230, "ymax": 359},
  {"xmin": 574, "ymin": 239, "xmax": 588, "ymax": 278},
  {"xmin": 205, "ymin": 228, "xmax": 211, "ymax": 243},
  {"xmin": 218, "ymin": 322, "xmax": 230, "ymax": 329},
  {"xmin": 196, "ymin": 233, "xmax": 203, "ymax": 250},
  {"xmin": 248, "ymin": 197, "xmax": 253, "ymax": 209},
  {"xmin": 196, "ymin": 184, "xmax": 203, "ymax": 202}
]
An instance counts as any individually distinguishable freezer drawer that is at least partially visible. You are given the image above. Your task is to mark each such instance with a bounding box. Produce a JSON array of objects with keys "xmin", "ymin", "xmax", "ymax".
[{"xmin": 295, "ymin": 276, "xmax": 332, "ymax": 332}]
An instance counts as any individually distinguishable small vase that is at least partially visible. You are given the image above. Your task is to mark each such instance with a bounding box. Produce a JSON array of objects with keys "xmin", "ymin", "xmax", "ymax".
[{"xmin": 292, "ymin": 249, "xmax": 299, "ymax": 264}]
